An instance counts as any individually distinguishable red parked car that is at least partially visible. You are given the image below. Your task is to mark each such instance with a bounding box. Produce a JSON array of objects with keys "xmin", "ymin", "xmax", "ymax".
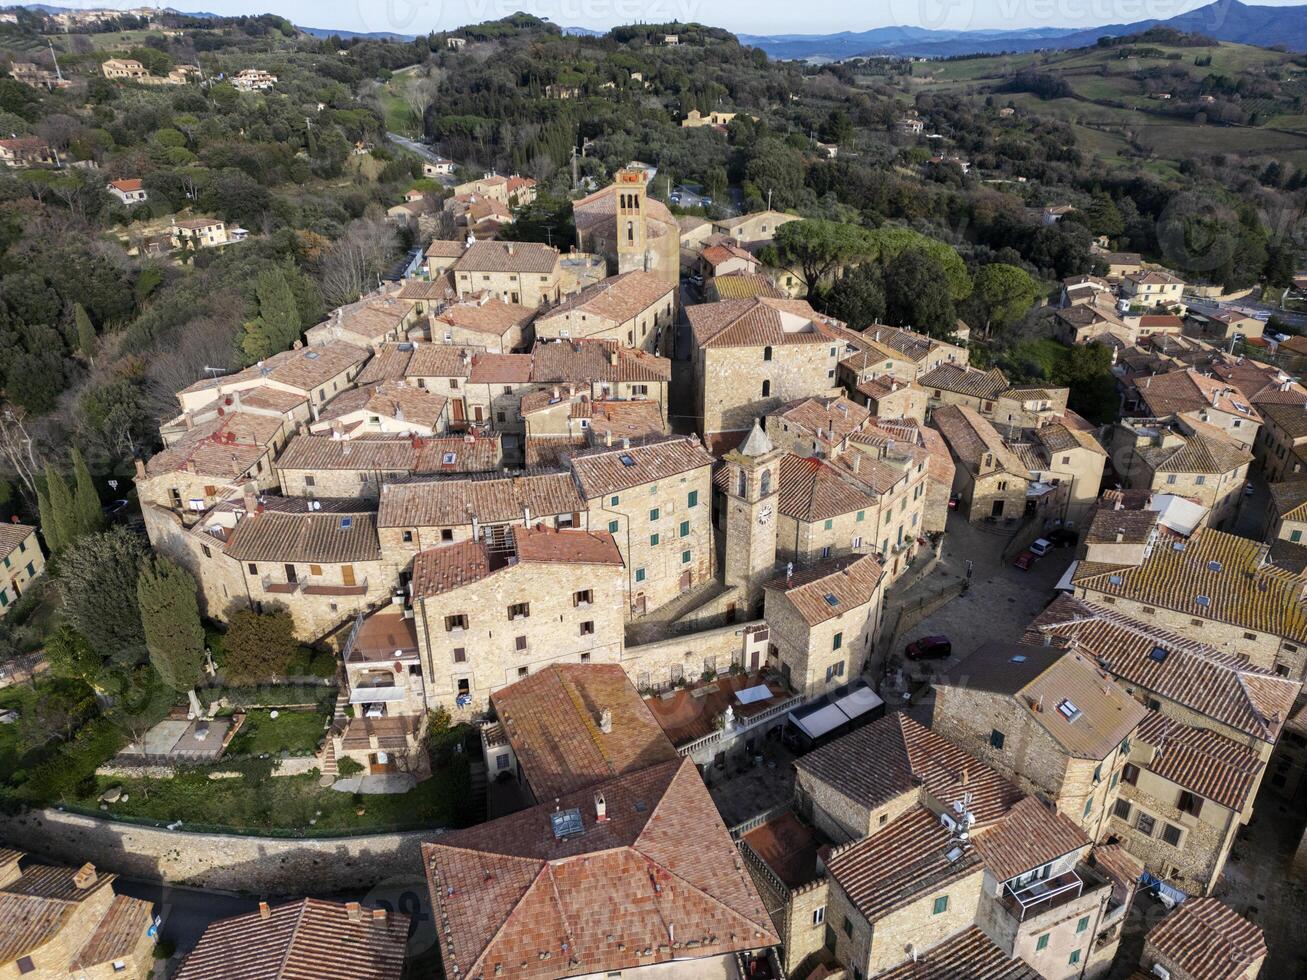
[
  {"xmin": 1013, "ymin": 551, "xmax": 1035, "ymax": 570},
  {"xmin": 905, "ymin": 635, "xmax": 952, "ymax": 661}
]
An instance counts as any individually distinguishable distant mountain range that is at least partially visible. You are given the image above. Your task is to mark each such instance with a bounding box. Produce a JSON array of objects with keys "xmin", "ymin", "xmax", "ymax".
[{"xmin": 738, "ymin": 1, "xmax": 1307, "ymax": 59}]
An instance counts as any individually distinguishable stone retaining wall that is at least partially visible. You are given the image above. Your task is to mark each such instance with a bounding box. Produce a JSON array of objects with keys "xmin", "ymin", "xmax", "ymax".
[{"xmin": 0, "ymin": 808, "xmax": 435, "ymax": 894}]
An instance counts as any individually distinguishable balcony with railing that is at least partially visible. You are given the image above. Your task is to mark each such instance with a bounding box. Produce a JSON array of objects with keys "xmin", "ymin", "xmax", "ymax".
[
  {"xmin": 1001, "ymin": 862, "xmax": 1112, "ymax": 924},
  {"xmin": 261, "ymin": 574, "xmax": 299, "ymax": 595},
  {"xmin": 303, "ymin": 575, "xmax": 368, "ymax": 597}
]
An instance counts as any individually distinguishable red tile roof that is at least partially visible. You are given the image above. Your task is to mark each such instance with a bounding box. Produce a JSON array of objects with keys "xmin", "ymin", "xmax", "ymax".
[
  {"xmin": 423, "ymin": 756, "xmax": 777, "ymax": 980},
  {"xmin": 174, "ymin": 898, "xmax": 409, "ymax": 980},
  {"xmin": 764, "ymin": 553, "xmax": 885, "ymax": 626},
  {"xmin": 568, "ymin": 436, "xmax": 714, "ymax": 499},
  {"xmin": 876, "ymin": 926, "xmax": 1040, "ymax": 980},
  {"xmin": 1146, "ymin": 897, "xmax": 1266, "ymax": 980}
]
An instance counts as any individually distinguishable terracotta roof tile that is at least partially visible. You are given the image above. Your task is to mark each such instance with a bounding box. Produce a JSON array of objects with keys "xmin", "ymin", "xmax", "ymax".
[
  {"xmin": 451, "ymin": 240, "xmax": 560, "ymax": 275},
  {"xmin": 378, "ymin": 472, "xmax": 584, "ymax": 527},
  {"xmin": 687, "ymin": 297, "xmax": 852, "ymax": 349},
  {"xmin": 223, "ymin": 509, "xmax": 380, "ymax": 564},
  {"xmin": 275, "ymin": 433, "xmax": 500, "ymax": 474},
  {"xmin": 918, "ymin": 363, "xmax": 1008, "ymax": 399},
  {"xmin": 1134, "ymin": 711, "xmax": 1262, "ymax": 811},
  {"xmin": 568, "ymin": 436, "xmax": 714, "ymax": 499},
  {"xmin": 763, "ymin": 553, "xmax": 884, "ymax": 626},
  {"xmin": 530, "ymin": 338, "xmax": 670, "ymax": 384},
  {"xmin": 435, "ymin": 298, "xmax": 536, "ymax": 337},
  {"xmin": 971, "ymin": 796, "xmax": 1089, "ymax": 884},
  {"xmin": 774, "ymin": 454, "xmax": 878, "ymax": 523},
  {"xmin": 538, "ymin": 271, "xmax": 674, "ymax": 325},
  {"xmin": 1145, "ymin": 897, "xmax": 1265, "ymax": 980},
  {"xmin": 315, "ymin": 381, "xmax": 447, "ymax": 430},
  {"xmin": 876, "ymin": 926, "xmax": 1040, "ymax": 980},
  {"xmin": 69, "ymin": 894, "xmax": 153, "ymax": 971},
  {"xmin": 932, "ymin": 404, "xmax": 1026, "ymax": 476}
]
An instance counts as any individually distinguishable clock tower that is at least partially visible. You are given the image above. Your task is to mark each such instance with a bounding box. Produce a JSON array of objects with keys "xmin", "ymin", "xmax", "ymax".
[{"xmin": 723, "ymin": 419, "xmax": 782, "ymax": 617}]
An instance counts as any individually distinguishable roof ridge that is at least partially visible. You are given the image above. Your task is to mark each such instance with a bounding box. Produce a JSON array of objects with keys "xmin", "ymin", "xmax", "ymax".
[
  {"xmin": 463, "ymin": 861, "xmax": 555, "ymax": 979},
  {"xmin": 273, "ymin": 898, "xmax": 309, "ymax": 979}
]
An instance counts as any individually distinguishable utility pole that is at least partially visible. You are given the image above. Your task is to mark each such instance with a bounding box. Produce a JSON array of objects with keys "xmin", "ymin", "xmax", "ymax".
[
  {"xmin": 47, "ymin": 38, "xmax": 63, "ymax": 83},
  {"xmin": 570, "ymin": 145, "xmax": 578, "ymax": 188}
]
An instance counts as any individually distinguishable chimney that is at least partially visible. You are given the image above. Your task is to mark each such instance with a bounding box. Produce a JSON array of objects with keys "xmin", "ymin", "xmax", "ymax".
[
  {"xmin": 72, "ymin": 863, "xmax": 96, "ymax": 890},
  {"xmin": 595, "ymin": 790, "xmax": 608, "ymax": 822},
  {"xmin": 183, "ymin": 411, "xmax": 194, "ymax": 430},
  {"xmin": 1115, "ymin": 531, "xmax": 1123, "ymax": 543},
  {"xmin": 134, "ymin": 458, "xmax": 147, "ymax": 480},
  {"xmin": 243, "ymin": 484, "xmax": 257, "ymax": 516},
  {"xmin": 598, "ymin": 708, "xmax": 613, "ymax": 734},
  {"xmin": 345, "ymin": 902, "xmax": 362, "ymax": 922},
  {"xmin": 609, "ymin": 349, "xmax": 618, "ymax": 366},
  {"xmin": 372, "ymin": 908, "xmax": 388, "ymax": 926},
  {"xmin": 259, "ymin": 901, "xmax": 271, "ymax": 920}
]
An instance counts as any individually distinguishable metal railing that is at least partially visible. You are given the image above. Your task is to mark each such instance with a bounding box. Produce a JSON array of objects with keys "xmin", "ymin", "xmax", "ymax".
[
  {"xmin": 729, "ymin": 802, "xmax": 792, "ymax": 839},
  {"xmin": 675, "ymin": 693, "xmax": 804, "ymax": 758}
]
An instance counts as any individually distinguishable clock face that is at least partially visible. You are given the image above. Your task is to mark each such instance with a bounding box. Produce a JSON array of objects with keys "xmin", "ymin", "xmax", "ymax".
[{"xmin": 758, "ymin": 505, "xmax": 773, "ymax": 526}]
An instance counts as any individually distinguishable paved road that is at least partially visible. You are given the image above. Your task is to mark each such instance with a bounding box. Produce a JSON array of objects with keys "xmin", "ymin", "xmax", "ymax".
[{"xmin": 386, "ymin": 131, "xmax": 437, "ymax": 162}]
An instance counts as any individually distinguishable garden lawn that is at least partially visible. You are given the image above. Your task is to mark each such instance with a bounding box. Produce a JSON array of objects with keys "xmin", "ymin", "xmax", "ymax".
[{"xmin": 225, "ymin": 708, "xmax": 329, "ymax": 757}]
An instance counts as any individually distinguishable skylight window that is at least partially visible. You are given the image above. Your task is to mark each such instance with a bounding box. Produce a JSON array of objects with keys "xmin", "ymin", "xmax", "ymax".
[
  {"xmin": 304, "ymin": 350, "xmax": 320, "ymax": 359},
  {"xmin": 1207, "ymin": 560, "xmax": 1222, "ymax": 572},
  {"xmin": 619, "ymin": 453, "xmax": 636, "ymax": 467},
  {"xmin": 339, "ymin": 517, "xmax": 353, "ymax": 530},
  {"xmin": 442, "ymin": 452, "xmax": 457, "ymax": 465},
  {"xmin": 549, "ymin": 807, "xmax": 584, "ymax": 839},
  {"xmin": 1195, "ymin": 595, "xmax": 1210, "ymax": 607},
  {"xmin": 1172, "ymin": 541, "xmax": 1186, "ymax": 552},
  {"xmin": 1109, "ymin": 575, "xmax": 1123, "ymax": 585},
  {"xmin": 1149, "ymin": 646, "xmax": 1169, "ymax": 663},
  {"xmin": 1057, "ymin": 699, "xmax": 1082, "ymax": 721},
  {"xmin": 824, "ymin": 593, "xmax": 840, "ymax": 606},
  {"xmin": 1011, "ymin": 655, "xmax": 1027, "ymax": 663}
]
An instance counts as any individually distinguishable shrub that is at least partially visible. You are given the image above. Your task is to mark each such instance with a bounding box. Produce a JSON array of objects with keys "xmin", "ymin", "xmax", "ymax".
[{"xmin": 336, "ymin": 756, "xmax": 364, "ymax": 777}]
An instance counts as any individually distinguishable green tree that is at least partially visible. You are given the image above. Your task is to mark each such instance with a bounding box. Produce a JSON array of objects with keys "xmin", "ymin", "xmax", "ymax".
[
  {"xmin": 821, "ymin": 264, "xmax": 885, "ymax": 330},
  {"xmin": 867, "ymin": 227, "xmax": 972, "ymax": 302},
  {"xmin": 57, "ymin": 526, "xmax": 147, "ymax": 666},
  {"xmin": 45, "ymin": 623, "xmax": 105, "ymax": 687},
  {"xmin": 973, "ymin": 263, "xmax": 1039, "ymax": 337},
  {"xmin": 223, "ymin": 607, "xmax": 300, "ymax": 683},
  {"xmin": 44, "ymin": 463, "xmax": 77, "ymax": 552},
  {"xmin": 71, "ymin": 448, "xmax": 103, "ymax": 538},
  {"xmin": 74, "ymin": 302, "xmax": 96, "ymax": 365},
  {"xmin": 239, "ymin": 267, "xmax": 302, "ymax": 363},
  {"xmin": 137, "ymin": 557, "xmax": 205, "ymax": 692},
  {"xmin": 36, "ymin": 484, "xmax": 60, "ymax": 553},
  {"xmin": 1084, "ymin": 193, "xmax": 1124, "ymax": 238},
  {"xmin": 883, "ymin": 248, "xmax": 956, "ymax": 337},
  {"xmin": 763, "ymin": 219, "xmax": 875, "ymax": 297}
]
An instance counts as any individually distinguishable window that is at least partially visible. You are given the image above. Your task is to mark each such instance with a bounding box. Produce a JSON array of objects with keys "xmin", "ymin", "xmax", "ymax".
[
  {"xmin": 1177, "ymin": 791, "xmax": 1203, "ymax": 817},
  {"xmin": 402, "ymin": 530, "xmax": 414, "ymax": 543},
  {"xmin": 608, "ymin": 520, "xmax": 619, "ymax": 533},
  {"xmin": 453, "ymin": 648, "xmax": 466, "ymax": 663},
  {"xmin": 832, "ymin": 632, "xmax": 842, "ymax": 650},
  {"xmin": 445, "ymin": 614, "xmax": 468, "ymax": 632},
  {"xmin": 990, "ymin": 729, "xmax": 1005, "ymax": 750},
  {"xmin": 1109, "ymin": 771, "xmax": 1119, "ymax": 790},
  {"xmin": 635, "ymin": 568, "xmax": 646, "ymax": 583},
  {"xmin": 1035, "ymin": 934, "xmax": 1049, "ymax": 952},
  {"xmin": 650, "ymin": 533, "xmax": 660, "ymax": 546},
  {"xmin": 1167, "ymin": 473, "xmax": 1177, "ymax": 485},
  {"xmin": 515, "ymin": 635, "xmax": 528, "ymax": 652},
  {"xmin": 517, "ymin": 666, "xmax": 529, "ymax": 678},
  {"xmin": 1243, "ymin": 632, "xmax": 1256, "ymax": 641},
  {"xmin": 763, "ymin": 345, "xmax": 773, "ymax": 361},
  {"xmin": 1293, "ymin": 530, "xmax": 1303, "ymax": 543},
  {"xmin": 580, "ymin": 621, "xmax": 595, "ymax": 636},
  {"xmin": 679, "ymin": 520, "xmax": 690, "ymax": 537},
  {"xmin": 762, "ymin": 380, "xmax": 771, "ymax": 397},
  {"xmin": 932, "ymin": 895, "xmax": 949, "ymax": 915},
  {"xmin": 1083, "ymin": 797, "xmax": 1093, "ymax": 818},
  {"xmin": 823, "ymin": 518, "xmax": 834, "ymax": 531},
  {"xmin": 1114, "ymin": 798, "xmax": 1132, "ymax": 821},
  {"xmin": 812, "ymin": 906, "xmax": 825, "ymax": 926},
  {"xmin": 687, "ymin": 490, "xmax": 698, "ymax": 507},
  {"xmin": 202, "ymin": 545, "xmax": 212, "ymax": 558},
  {"xmin": 1069, "ymin": 950, "xmax": 1081, "ymax": 966},
  {"xmin": 842, "ymin": 916, "xmax": 853, "ymax": 938},
  {"xmin": 1093, "ymin": 764, "xmax": 1102, "ymax": 784},
  {"xmin": 574, "ymin": 590, "xmax": 593, "ymax": 606},
  {"xmin": 248, "ymin": 563, "xmax": 258, "ymax": 575},
  {"xmin": 17, "ymin": 957, "xmax": 34, "ymax": 974},
  {"xmin": 856, "ymin": 510, "xmax": 865, "ymax": 522},
  {"xmin": 682, "ymin": 550, "xmax": 691, "ymax": 564},
  {"xmin": 611, "ymin": 495, "xmax": 620, "ymax": 506},
  {"xmin": 508, "ymin": 602, "xmax": 530, "ymax": 620},
  {"xmin": 497, "ymin": 753, "xmax": 511, "ymax": 770},
  {"xmin": 650, "ymin": 507, "xmax": 660, "ymax": 521},
  {"xmin": 1136, "ymin": 812, "xmax": 1156, "ymax": 837},
  {"xmin": 1076, "ymin": 915, "xmax": 1089, "ymax": 934},
  {"xmin": 304, "ymin": 475, "xmax": 316, "ymax": 488},
  {"xmin": 1160, "ymin": 822, "xmax": 1185, "ymax": 847}
]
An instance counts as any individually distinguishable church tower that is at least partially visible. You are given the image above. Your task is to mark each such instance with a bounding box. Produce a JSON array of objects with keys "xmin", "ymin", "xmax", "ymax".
[
  {"xmin": 723, "ymin": 420, "xmax": 783, "ymax": 617},
  {"xmin": 614, "ymin": 168, "xmax": 649, "ymax": 274}
]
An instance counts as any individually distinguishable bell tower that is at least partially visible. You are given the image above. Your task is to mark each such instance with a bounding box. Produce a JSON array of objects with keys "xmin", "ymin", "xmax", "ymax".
[
  {"xmin": 615, "ymin": 168, "xmax": 649, "ymax": 274},
  {"xmin": 723, "ymin": 420, "xmax": 782, "ymax": 617}
]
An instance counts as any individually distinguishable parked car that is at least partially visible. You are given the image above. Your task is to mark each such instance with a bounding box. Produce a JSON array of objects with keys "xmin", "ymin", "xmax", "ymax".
[
  {"xmin": 947, "ymin": 493, "xmax": 960, "ymax": 511},
  {"xmin": 1244, "ymin": 483, "xmax": 1256, "ymax": 497},
  {"xmin": 1013, "ymin": 551, "xmax": 1035, "ymax": 570},
  {"xmin": 1045, "ymin": 528, "xmax": 1079, "ymax": 548},
  {"xmin": 905, "ymin": 635, "xmax": 952, "ymax": 660},
  {"xmin": 1028, "ymin": 538, "xmax": 1052, "ymax": 557}
]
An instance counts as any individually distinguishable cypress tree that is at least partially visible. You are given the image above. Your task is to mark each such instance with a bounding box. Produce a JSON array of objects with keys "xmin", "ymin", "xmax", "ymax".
[
  {"xmin": 71, "ymin": 448, "xmax": 104, "ymax": 537},
  {"xmin": 239, "ymin": 268, "xmax": 302, "ymax": 363},
  {"xmin": 137, "ymin": 557, "xmax": 205, "ymax": 692},
  {"xmin": 74, "ymin": 303, "xmax": 96, "ymax": 365},
  {"xmin": 36, "ymin": 484, "xmax": 60, "ymax": 553},
  {"xmin": 44, "ymin": 463, "xmax": 77, "ymax": 551}
]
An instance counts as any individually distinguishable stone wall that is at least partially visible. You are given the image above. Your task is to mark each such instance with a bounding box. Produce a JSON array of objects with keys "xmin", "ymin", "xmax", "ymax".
[
  {"xmin": 0, "ymin": 808, "xmax": 432, "ymax": 893},
  {"xmin": 622, "ymin": 619, "xmax": 761, "ymax": 690},
  {"xmin": 697, "ymin": 343, "xmax": 843, "ymax": 437}
]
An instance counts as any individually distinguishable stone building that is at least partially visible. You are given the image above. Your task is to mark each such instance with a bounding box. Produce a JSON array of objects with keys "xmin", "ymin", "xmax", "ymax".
[
  {"xmin": 1252, "ymin": 399, "xmax": 1307, "ymax": 483},
  {"xmin": 1067, "ymin": 527, "xmax": 1307, "ymax": 677},
  {"xmin": 836, "ymin": 323, "xmax": 968, "ymax": 386},
  {"xmin": 1109, "ymin": 417, "xmax": 1251, "ymax": 530},
  {"xmin": 1120, "ymin": 269, "xmax": 1185, "ymax": 309},
  {"xmin": 917, "ymin": 363, "xmax": 1009, "ymax": 417},
  {"xmin": 175, "ymin": 341, "xmax": 369, "ymax": 415},
  {"xmin": 933, "ymin": 640, "xmax": 1147, "ymax": 839},
  {"xmin": 532, "ymin": 270, "xmax": 676, "ymax": 354},
  {"xmin": 1139, "ymin": 897, "xmax": 1265, "ymax": 980},
  {"xmin": 568, "ymin": 435, "xmax": 717, "ymax": 617},
  {"xmin": 1128, "ymin": 368, "xmax": 1262, "ymax": 450},
  {"xmin": 409, "ymin": 527, "xmax": 625, "ymax": 714},
  {"xmin": 787, "ymin": 713, "xmax": 1131, "ymax": 980},
  {"xmin": 932, "ymin": 404, "xmax": 1030, "ymax": 523},
  {"xmin": 769, "ymin": 453, "xmax": 880, "ymax": 566},
  {"xmin": 572, "ymin": 169, "xmax": 682, "ymax": 286},
  {"xmin": 425, "ymin": 665, "xmax": 779, "ymax": 979},
  {"xmin": 335, "ymin": 606, "xmax": 426, "ymax": 773},
  {"xmin": 762, "ymin": 554, "xmax": 886, "ymax": 697},
  {"xmin": 274, "ymin": 433, "xmax": 503, "ymax": 499},
  {"xmin": 174, "ymin": 898, "xmax": 409, "ymax": 979},
  {"xmin": 430, "ymin": 296, "xmax": 536, "ymax": 353},
  {"xmin": 307, "ymin": 380, "xmax": 449, "ymax": 439},
  {"xmin": 1004, "ymin": 416, "xmax": 1108, "ymax": 527},
  {"xmin": 448, "ymin": 239, "xmax": 569, "ymax": 308},
  {"xmin": 850, "ymin": 375, "xmax": 928, "ymax": 423},
  {"xmin": 0, "ymin": 853, "xmax": 155, "ymax": 979},
  {"xmin": 0, "ymin": 523, "xmax": 44, "ymax": 615},
  {"xmin": 303, "ymin": 287, "xmax": 421, "ymax": 349},
  {"xmin": 688, "ymin": 297, "xmax": 866, "ymax": 445},
  {"xmin": 765, "ymin": 395, "xmax": 872, "ymax": 459},
  {"xmin": 1267, "ymin": 479, "xmax": 1307, "ymax": 571},
  {"xmin": 992, "ymin": 386, "xmax": 1071, "ymax": 431}
]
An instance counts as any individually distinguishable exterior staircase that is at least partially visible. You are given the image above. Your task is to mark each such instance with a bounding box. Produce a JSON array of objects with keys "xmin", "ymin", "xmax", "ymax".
[{"xmin": 317, "ymin": 736, "xmax": 338, "ymax": 780}]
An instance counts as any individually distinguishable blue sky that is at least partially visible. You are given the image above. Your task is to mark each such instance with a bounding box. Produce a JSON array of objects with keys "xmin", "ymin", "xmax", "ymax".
[{"xmin": 29, "ymin": 0, "xmax": 1307, "ymax": 36}]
